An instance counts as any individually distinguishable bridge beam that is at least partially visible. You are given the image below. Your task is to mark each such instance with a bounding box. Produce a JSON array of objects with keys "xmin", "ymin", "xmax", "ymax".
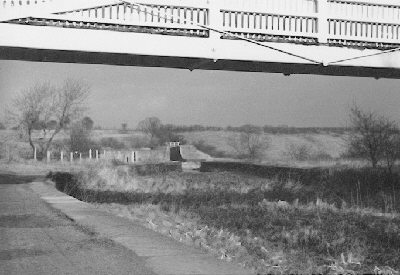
[{"xmin": 1, "ymin": 45, "xmax": 400, "ymax": 79}]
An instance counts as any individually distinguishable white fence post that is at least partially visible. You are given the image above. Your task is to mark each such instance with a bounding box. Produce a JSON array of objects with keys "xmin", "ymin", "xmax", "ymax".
[
  {"xmin": 89, "ymin": 149, "xmax": 92, "ymax": 159},
  {"xmin": 79, "ymin": 153, "xmax": 82, "ymax": 162},
  {"xmin": 33, "ymin": 146, "xmax": 37, "ymax": 161},
  {"xmin": 46, "ymin": 151, "xmax": 51, "ymax": 162},
  {"xmin": 70, "ymin": 152, "xmax": 73, "ymax": 163},
  {"xmin": 96, "ymin": 150, "xmax": 99, "ymax": 161},
  {"xmin": 60, "ymin": 151, "xmax": 64, "ymax": 162}
]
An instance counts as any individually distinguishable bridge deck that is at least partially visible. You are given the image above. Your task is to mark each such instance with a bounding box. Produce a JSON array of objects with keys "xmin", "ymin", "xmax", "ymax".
[{"xmin": 1, "ymin": 0, "xmax": 400, "ymax": 78}]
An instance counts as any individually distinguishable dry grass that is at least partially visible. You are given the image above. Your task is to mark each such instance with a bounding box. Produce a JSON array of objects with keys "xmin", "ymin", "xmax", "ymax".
[
  {"xmin": 0, "ymin": 158, "xmax": 96, "ymax": 175},
  {"xmin": 93, "ymin": 196, "xmax": 400, "ymax": 275},
  {"xmin": 51, "ymin": 164, "xmax": 400, "ymax": 275},
  {"xmin": 183, "ymin": 130, "xmax": 348, "ymax": 165},
  {"xmin": 77, "ymin": 162, "xmax": 274, "ymax": 194}
]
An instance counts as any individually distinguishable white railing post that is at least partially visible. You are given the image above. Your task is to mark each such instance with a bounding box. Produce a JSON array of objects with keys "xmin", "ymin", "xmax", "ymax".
[
  {"xmin": 317, "ymin": 0, "xmax": 328, "ymax": 44},
  {"xmin": 207, "ymin": 0, "xmax": 222, "ymax": 61}
]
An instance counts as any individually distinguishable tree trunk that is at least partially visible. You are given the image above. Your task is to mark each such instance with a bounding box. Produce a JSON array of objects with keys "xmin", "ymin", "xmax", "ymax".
[
  {"xmin": 43, "ymin": 127, "xmax": 61, "ymax": 154},
  {"xmin": 28, "ymin": 128, "xmax": 35, "ymax": 157}
]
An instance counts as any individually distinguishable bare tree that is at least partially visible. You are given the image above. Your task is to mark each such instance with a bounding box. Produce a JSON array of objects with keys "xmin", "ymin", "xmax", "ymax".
[
  {"xmin": 228, "ymin": 127, "xmax": 268, "ymax": 160},
  {"xmin": 7, "ymin": 79, "xmax": 90, "ymax": 158},
  {"xmin": 137, "ymin": 117, "xmax": 162, "ymax": 144},
  {"xmin": 348, "ymin": 104, "xmax": 400, "ymax": 170},
  {"xmin": 81, "ymin": 116, "xmax": 94, "ymax": 131},
  {"xmin": 382, "ymin": 130, "xmax": 400, "ymax": 174},
  {"xmin": 137, "ymin": 117, "xmax": 185, "ymax": 147},
  {"xmin": 121, "ymin": 123, "xmax": 128, "ymax": 133}
]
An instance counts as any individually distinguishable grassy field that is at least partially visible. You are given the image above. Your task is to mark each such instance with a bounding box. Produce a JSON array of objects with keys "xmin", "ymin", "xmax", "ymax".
[
  {"xmin": 1, "ymin": 128, "xmax": 350, "ymax": 167},
  {"xmin": 51, "ymin": 163, "xmax": 400, "ymax": 275},
  {"xmin": 183, "ymin": 130, "xmax": 348, "ymax": 164}
]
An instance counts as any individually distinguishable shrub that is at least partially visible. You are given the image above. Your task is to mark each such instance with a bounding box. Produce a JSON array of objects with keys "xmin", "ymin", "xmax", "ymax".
[
  {"xmin": 192, "ymin": 140, "xmax": 226, "ymax": 158},
  {"xmin": 228, "ymin": 131, "xmax": 268, "ymax": 160},
  {"xmin": 119, "ymin": 123, "xmax": 128, "ymax": 134},
  {"xmin": 310, "ymin": 150, "xmax": 334, "ymax": 161},
  {"xmin": 69, "ymin": 122, "xmax": 99, "ymax": 153},
  {"xmin": 285, "ymin": 143, "xmax": 312, "ymax": 161},
  {"xmin": 49, "ymin": 139, "xmax": 69, "ymax": 153},
  {"xmin": 99, "ymin": 137, "xmax": 126, "ymax": 150},
  {"xmin": 81, "ymin": 116, "xmax": 94, "ymax": 131},
  {"xmin": 127, "ymin": 136, "xmax": 150, "ymax": 148}
]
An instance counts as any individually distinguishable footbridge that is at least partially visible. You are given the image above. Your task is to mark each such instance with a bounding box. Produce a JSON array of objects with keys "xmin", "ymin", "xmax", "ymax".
[{"xmin": 1, "ymin": 0, "xmax": 400, "ymax": 78}]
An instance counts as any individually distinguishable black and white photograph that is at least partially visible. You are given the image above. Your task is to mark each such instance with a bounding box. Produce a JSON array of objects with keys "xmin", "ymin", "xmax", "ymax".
[{"xmin": 1, "ymin": 0, "xmax": 400, "ymax": 274}]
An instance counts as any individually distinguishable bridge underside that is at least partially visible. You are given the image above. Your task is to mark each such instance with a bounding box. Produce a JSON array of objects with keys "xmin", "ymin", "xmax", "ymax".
[
  {"xmin": 1, "ymin": 46, "xmax": 400, "ymax": 79},
  {"xmin": 2, "ymin": 0, "xmax": 400, "ymax": 78}
]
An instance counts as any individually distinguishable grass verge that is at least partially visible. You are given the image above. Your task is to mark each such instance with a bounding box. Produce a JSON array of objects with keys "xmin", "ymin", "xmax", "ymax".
[{"xmin": 50, "ymin": 164, "xmax": 400, "ymax": 275}]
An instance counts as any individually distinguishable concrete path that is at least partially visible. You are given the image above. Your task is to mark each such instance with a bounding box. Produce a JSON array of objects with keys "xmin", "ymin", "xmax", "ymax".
[
  {"xmin": 1, "ymin": 173, "xmax": 254, "ymax": 275},
  {"xmin": 0, "ymin": 173, "xmax": 156, "ymax": 275}
]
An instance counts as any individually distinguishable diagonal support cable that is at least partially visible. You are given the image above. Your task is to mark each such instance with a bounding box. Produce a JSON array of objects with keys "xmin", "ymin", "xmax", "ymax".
[
  {"xmin": 120, "ymin": 0, "xmax": 322, "ymax": 65},
  {"xmin": 327, "ymin": 47, "xmax": 400, "ymax": 66}
]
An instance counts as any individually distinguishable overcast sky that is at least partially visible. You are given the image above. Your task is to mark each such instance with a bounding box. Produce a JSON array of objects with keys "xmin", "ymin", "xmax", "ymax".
[{"xmin": 1, "ymin": 59, "xmax": 400, "ymax": 128}]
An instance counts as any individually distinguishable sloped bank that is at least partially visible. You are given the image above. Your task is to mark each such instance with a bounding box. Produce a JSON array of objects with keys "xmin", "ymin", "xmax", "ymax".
[
  {"xmin": 49, "ymin": 164, "xmax": 400, "ymax": 275},
  {"xmin": 201, "ymin": 161, "xmax": 400, "ymax": 211}
]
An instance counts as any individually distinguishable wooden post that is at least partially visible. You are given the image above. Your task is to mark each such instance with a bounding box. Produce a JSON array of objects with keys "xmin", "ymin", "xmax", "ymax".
[
  {"xmin": 131, "ymin": 151, "xmax": 136, "ymax": 163},
  {"xmin": 33, "ymin": 146, "xmax": 37, "ymax": 161},
  {"xmin": 60, "ymin": 151, "xmax": 64, "ymax": 162},
  {"xmin": 70, "ymin": 152, "xmax": 73, "ymax": 163},
  {"xmin": 47, "ymin": 151, "xmax": 51, "ymax": 162},
  {"xmin": 89, "ymin": 149, "xmax": 92, "ymax": 159}
]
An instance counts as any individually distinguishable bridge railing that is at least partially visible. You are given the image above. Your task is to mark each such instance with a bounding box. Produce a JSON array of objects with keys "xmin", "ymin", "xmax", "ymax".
[
  {"xmin": 1, "ymin": 0, "xmax": 52, "ymax": 8},
  {"xmin": 2, "ymin": 0, "xmax": 400, "ymax": 49},
  {"xmin": 57, "ymin": 3, "xmax": 208, "ymax": 27},
  {"xmin": 217, "ymin": 0, "xmax": 317, "ymax": 44},
  {"xmin": 326, "ymin": 0, "xmax": 400, "ymax": 48}
]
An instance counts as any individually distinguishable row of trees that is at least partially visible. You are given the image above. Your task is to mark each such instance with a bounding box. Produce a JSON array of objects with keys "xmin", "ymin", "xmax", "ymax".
[{"xmin": 112, "ymin": 122, "xmax": 348, "ymax": 135}]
